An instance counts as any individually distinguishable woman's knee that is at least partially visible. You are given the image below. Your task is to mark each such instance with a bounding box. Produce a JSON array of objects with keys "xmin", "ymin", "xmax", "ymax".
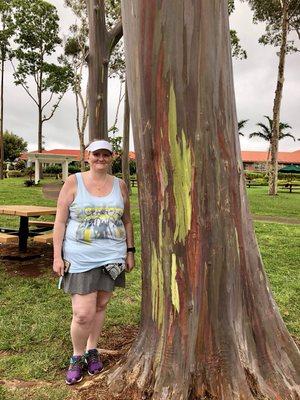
[
  {"xmin": 73, "ymin": 309, "xmax": 95, "ymax": 325},
  {"xmin": 96, "ymin": 292, "xmax": 112, "ymax": 313}
]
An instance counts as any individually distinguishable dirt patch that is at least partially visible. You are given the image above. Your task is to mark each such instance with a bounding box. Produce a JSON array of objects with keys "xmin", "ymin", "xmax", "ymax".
[
  {"xmin": 0, "ymin": 242, "xmax": 53, "ymax": 277},
  {"xmin": 0, "ymin": 325, "xmax": 139, "ymax": 398},
  {"xmin": 252, "ymin": 214, "xmax": 300, "ymax": 225},
  {"xmin": 0, "ymin": 379, "xmax": 52, "ymax": 389},
  {"xmin": 68, "ymin": 325, "xmax": 139, "ymax": 400},
  {"xmin": 42, "ymin": 183, "xmax": 63, "ymax": 200}
]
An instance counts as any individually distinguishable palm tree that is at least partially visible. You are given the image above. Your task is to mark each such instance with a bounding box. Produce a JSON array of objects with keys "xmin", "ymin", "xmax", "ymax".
[
  {"xmin": 249, "ymin": 116, "xmax": 295, "ymax": 173},
  {"xmin": 238, "ymin": 119, "xmax": 248, "ymax": 136},
  {"xmin": 249, "ymin": 115, "xmax": 295, "ymax": 143}
]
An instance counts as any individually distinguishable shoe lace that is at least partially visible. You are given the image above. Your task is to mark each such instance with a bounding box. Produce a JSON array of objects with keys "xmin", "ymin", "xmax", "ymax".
[
  {"xmin": 70, "ymin": 356, "xmax": 83, "ymax": 370},
  {"xmin": 87, "ymin": 350, "xmax": 99, "ymax": 364}
]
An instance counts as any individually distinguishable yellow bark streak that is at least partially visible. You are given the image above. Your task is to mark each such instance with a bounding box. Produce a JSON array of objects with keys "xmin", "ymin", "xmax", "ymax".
[
  {"xmin": 168, "ymin": 83, "xmax": 192, "ymax": 243},
  {"xmin": 151, "ymin": 243, "xmax": 164, "ymax": 328},
  {"xmin": 171, "ymin": 253, "xmax": 180, "ymax": 313}
]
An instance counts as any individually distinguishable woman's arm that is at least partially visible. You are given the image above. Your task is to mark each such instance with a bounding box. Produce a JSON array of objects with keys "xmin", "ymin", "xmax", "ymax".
[
  {"xmin": 53, "ymin": 175, "xmax": 76, "ymax": 276},
  {"xmin": 120, "ymin": 179, "xmax": 135, "ymax": 272}
]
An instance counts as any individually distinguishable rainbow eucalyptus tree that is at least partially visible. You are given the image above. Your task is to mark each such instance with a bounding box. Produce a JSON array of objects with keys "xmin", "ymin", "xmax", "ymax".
[
  {"xmin": 100, "ymin": 1, "xmax": 300, "ymax": 399},
  {"xmin": 86, "ymin": 0, "xmax": 122, "ymax": 140}
]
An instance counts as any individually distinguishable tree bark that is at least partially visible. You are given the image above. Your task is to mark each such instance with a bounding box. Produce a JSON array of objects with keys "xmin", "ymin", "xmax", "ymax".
[
  {"xmin": 104, "ymin": 1, "xmax": 300, "ymax": 399},
  {"xmin": 122, "ymin": 80, "xmax": 130, "ymax": 192},
  {"xmin": 86, "ymin": 0, "xmax": 123, "ymax": 141},
  {"xmin": 268, "ymin": 1, "xmax": 288, "ymax": 196},
  {"xmin": 87, "ymin": 0, "xmax": 108, "ymax": 140},
  {"xmin": 0, "ymin": 56, "xmax": 4, "ymax": 180}
]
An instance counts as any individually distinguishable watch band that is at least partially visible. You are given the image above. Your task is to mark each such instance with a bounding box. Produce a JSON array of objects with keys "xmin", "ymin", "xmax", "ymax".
[{"xmin": 127, "ymin": 247, "xmax": 136, "ymax": 253}]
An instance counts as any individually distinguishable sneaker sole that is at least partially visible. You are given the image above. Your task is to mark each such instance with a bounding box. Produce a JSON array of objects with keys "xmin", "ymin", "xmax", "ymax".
[
  {"xmin": 88, "ymin": 369, "xmax": 102, "ymax": 376},
  {"xmin": 65, "ymin": 376, "xmax": 83, "ymax": 385}
]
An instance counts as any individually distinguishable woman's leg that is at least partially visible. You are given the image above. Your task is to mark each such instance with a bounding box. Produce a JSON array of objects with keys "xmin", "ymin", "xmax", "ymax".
[
  {"xmin": 86, "ymin": 290, "xmax": 113, "ymax": 351},
  {"xmin": 71, "ymin": 292, "xmax": 98, "ymax": 355}
]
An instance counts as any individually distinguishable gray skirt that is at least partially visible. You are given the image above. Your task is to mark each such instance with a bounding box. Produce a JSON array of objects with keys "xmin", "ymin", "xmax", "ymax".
[{"xmin": 62, "ymin": 266, "xmax": 126, "ymax": 295}]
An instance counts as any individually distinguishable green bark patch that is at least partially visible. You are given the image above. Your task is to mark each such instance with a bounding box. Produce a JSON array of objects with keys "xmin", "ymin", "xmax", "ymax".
[{"xmin": 168, "ymin": 83, "xmax": 192, "ymax": 243}]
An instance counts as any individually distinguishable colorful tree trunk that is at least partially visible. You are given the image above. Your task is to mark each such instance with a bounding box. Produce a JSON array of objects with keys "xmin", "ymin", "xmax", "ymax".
[
  {"xmin": 107, "ymin": 1, "xmax": 300, "ymax": 399},
  {"xmin": 269, "ymin": 0, "xmax": 288, "ymax": 196},
  {"xmin": 86, "ymin": 0, "xmax": 122, "ymax": 141},
  {"xmin": 122, "ymin": 81, "xmax": 131, "ymax": 191}
]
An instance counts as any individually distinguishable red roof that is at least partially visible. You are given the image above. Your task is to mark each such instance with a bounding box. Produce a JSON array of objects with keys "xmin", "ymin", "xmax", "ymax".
[
  {"xmin": 241, "ymin": 150, "xmax": 300, "ymax": 164},
  {"xmin": 21, "ymin": 149, "xmax": 299, "ymax": 164}
]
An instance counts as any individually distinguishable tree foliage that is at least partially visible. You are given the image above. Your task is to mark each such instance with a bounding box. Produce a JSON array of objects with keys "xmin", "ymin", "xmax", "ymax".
[
  {"xmin": 0, "ymin": 0, "xmax": 14, "ymax": 60},
  {"xmin": 3, "ymin": 130, "xmax": 27, "ymax": 161},
  {"xmin": 244, "ymin": 0, "xmax": 300, "ymax": 51},
  {"xmin": 249, "ymin": 115, "xmax": 296, "ymax": 142},
  {"xmin": 238, "ymin": 119, "xmax": 249, "ymax": 135},
  {"xmin": 11, "ymin": 0, "xmax": 73, "ymax": 150}
]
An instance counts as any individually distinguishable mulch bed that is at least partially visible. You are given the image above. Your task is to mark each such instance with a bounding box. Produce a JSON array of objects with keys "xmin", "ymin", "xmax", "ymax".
[{"xmin": 0, "ymin": 242, "xmax": 53, "ymax": 277}]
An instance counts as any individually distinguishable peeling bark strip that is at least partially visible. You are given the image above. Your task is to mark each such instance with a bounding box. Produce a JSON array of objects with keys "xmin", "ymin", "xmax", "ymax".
[{"xmin": 107, "ymin": 1, "xmax": 300, "ymax": 399}]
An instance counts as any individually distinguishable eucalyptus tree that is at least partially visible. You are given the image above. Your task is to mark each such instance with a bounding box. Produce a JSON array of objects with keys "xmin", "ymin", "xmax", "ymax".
[
  {"xmin": 86, "ymin": 1, "xmax": 299, "ymax": 399},
  {"xmin": 243, "ymin": 0, "xmax": 300, "ymax": 195},
  {"xmin": 86, "ymin": 0, "xmax": 122, "ymax": 141},
  {"xmin": 12, "ymin": 0, "xmax": 73, "ymax": 154},
  {"xmin": 64, "ymin": 0, "xmax": 89, "ymax": 171},
  {"xmin": 0, "ymin": 0, "xmax": 14, "ymax": 179}
]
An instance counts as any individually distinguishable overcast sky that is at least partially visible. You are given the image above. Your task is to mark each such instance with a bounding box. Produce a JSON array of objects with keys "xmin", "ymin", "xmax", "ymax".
[{"xmin": 3, "ymin": 1, "xmax": 300, "ymax": 153}]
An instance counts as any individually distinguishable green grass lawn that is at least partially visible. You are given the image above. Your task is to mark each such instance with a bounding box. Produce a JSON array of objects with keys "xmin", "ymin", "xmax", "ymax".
[
  {"xmin": 247, "ymin": 186, "xmax": 300, "ymax": 218},
  {"xmin": 0, "ymin": 177, "xmax": 299, "ymax": 399}
]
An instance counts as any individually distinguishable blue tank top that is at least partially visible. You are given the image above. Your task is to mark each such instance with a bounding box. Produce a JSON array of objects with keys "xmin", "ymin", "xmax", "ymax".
[{"xmin": 63, "ymin": 173, "xmax": 127, "ymax": 273}]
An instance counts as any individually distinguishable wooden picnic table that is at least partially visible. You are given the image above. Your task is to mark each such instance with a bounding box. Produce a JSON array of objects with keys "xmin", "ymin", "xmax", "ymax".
[{"xmin": 0, "ymin": 205, "xmax": 56, "ymax": 252}]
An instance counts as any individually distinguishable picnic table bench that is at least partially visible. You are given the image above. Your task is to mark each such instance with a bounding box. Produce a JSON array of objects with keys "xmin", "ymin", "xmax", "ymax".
[
  {"xmin": 33, "ymin": 232, "xmax": 54, "ymax": 244},
  {"xmin": 130, "ymin": 178, "xmax": 137, "ymax": 187},
  {"xmin": 0, "ymin": 205, "xmax": 56, "ymax": 253},
  {"xmin": 246, "ymin": 180, "xmax": 261, "ymax": 188},
  {"xmin": 278, "ymin": 183, "xmax": 300, "ymax": 193},
  {"xmin": 0, "ymin": 232, "xmax": 19, "ymax": 244}
]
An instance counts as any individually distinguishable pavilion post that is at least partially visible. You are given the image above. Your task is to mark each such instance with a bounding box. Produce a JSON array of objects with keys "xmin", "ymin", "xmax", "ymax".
[
  {"xmin": 34, "ymin": 159, "xmax": 39, "ymax": 185},
  {"xmin": 62, "ymin": 160, "xmax": 69, "ymax": 182}
]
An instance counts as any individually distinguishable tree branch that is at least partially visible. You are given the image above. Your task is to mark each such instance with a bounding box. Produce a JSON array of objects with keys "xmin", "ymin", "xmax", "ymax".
[
  {"xmin": 42, "ymin": 93, "xmax": 65, "ymax": 122},
  {"xmin": 10, "ymin": 61, "xmax": 39, "ymax": 107},
  {"xmin": 107, "ymin": 19, "xmax": 123, "ymax": 55},
  {"xmin": 41, "ymin": 92, "xmax": 54, "ymax": 111}
]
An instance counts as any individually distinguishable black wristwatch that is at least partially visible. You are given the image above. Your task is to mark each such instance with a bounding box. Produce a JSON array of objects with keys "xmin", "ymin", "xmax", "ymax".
[{"xmin": 127, "ymin": 247, "xmax": 136, "ymax": 253}]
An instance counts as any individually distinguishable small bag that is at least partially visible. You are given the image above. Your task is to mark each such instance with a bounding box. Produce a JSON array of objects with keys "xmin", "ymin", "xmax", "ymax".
[{"xmin": 103, "ymin": 263, "xmax": 125, "ymax": 280}]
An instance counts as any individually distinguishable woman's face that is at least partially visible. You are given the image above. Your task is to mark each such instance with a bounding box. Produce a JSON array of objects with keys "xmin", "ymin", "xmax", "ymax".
[{"xmin": 88, "ymin": 149, "xmax": 112, "ymax": 171}]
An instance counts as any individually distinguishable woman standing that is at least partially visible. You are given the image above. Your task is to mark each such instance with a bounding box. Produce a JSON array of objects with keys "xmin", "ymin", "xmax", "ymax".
[{"xmin": 53, "ymin": 140, "xmax": 135, "ymax": 385}]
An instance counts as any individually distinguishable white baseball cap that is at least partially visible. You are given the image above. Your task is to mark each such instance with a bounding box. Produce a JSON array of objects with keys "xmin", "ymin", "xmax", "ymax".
[{"xmin": 86, "ymin": 140, "xmax": 113, "ymax": 153}]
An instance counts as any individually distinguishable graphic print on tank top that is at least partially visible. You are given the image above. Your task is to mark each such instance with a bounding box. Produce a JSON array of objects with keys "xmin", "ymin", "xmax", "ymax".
[{"xmin": 74, "ymin": 206, "xmax": 126, "ymax": 243}]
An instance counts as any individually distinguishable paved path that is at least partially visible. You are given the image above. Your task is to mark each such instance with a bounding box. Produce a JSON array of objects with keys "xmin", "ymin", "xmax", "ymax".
[
  {"xmin": 42, "ymin": 183, "xmax": 63, "ymax": 200},
  {"xmin": 252, "ymin": 215, "xmax": 300, "ymax": 225}
]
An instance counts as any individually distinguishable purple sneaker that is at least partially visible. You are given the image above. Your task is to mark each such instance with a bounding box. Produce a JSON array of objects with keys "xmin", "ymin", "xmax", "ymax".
[
  {"xmin": 85, "ymin": 349, "xmax": 103, "ymax": 376},
  {"xmin": 65, "ymin": 355, "xmax": 85, "ymax": 385}
]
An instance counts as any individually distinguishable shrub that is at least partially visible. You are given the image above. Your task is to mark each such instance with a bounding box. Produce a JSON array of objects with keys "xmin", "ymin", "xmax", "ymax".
[
  {"xmin": 25, "ymin": 167, "xmax": 35, "ymax": 179},
  {"xmin": 24, "ymin": 179, "xmax": 35, "ymax": 187},
  {"xmin": 244, "ymin": 171, "xmax": 267, "ymax": 180},
  {"xmin": 129, "ymin": 159, "xmax": 136, "ymax": 175},
  {"xmin": 14, "ymin": 159, "xmax": 26, "ymax": 171},
  {"xmin": 68, "ymin": 164, "xmax": 81, "ymax": 174},
  {"xmin": 43, "ymin": 165, "xmax": 62, "ymax": 174},
  {"xmin": 7, "ymin": 170, "xmax": 23, "ymax": 177}
]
